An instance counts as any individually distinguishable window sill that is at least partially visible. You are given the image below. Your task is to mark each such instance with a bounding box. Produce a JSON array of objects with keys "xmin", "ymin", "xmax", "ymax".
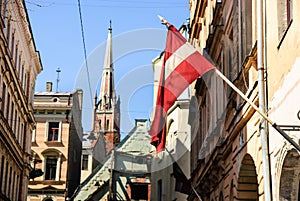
[
  {"xmin": 29, "ymin": 180, "xmax": 65, "ymax": 185},
  {"xmin": 44, "ymin": 141, "xmax": 64, "ymax": 147}
]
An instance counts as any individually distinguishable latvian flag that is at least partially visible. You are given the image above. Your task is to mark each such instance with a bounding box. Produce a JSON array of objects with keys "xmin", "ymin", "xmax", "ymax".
[{"xmin": 149, "ymin": 23, "xmax": 216, "ymax": 153}]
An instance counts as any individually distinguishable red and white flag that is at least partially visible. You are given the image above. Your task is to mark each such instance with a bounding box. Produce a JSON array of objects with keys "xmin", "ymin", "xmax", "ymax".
[{"xmin": 149, "ymin": 23, "xmax": 216, "ymax": 153}]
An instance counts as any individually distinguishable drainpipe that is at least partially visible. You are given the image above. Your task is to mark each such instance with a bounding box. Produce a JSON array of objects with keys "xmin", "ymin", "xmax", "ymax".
[{"xmin": 257, "ymin": 0, "xmax": 272, "ymax": 200}]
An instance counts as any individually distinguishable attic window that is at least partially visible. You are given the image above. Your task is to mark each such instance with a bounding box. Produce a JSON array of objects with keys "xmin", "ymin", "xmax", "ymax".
[{"xmin": 52, "ymin": 97, "xmax": 59, "ymax": 102}]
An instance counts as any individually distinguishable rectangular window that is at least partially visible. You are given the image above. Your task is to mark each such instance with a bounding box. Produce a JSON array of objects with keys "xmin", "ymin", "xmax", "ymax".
[
  {"xmin": 130, "ymin": 183, "xmax": 149, "ymax": 200},
  {"xmin": 6, "ymin": 19, "xmax": 10, "ymax": 45},
  {"xmin": 11, "ymin": 33, "xmax": 15, "ymax": 58},
  {"xmin": 157, "ymin": 179, "xmax": 162, "ymax": 201},
  {"xmin": 106, "ymin": 119, "xmax": 110, "ymax": 130},
  {"xmin": 13, "ymin": 110, "xmax": 17, "ymax": 134},
  {"xmin": 0, "ymin": 155, "xmax": 4, "ymax": 192},
  {"xmin": 47, "ymin": 122, "xmax": 59, "ymax": 141},
  {"xmin": 1, "ymin": 83, "xmax": 6, "ymax": 114},
  {"xmin": 20, "ymin": 123, "xmax": 23, "ymax": 146},
  {"xmin": 10, "ymin": 102, "xmax": 14, "ymax": 126},
  {"xmin": 81, "ymin": 155, "xmax": 89, "ymax": 170},
  {"xmin": 45, "ymin": 158, "xmax": 57, "ymax": 180},
  {"xmin": 287, "ymin": 0, "xmax": 293, "ymax": 25},
  {"xmin": 4, "ymin": 161, "xmax": 8, "ymax": 194},
  {"xmin": 8, "ymin": 166, "xmax": 12, "ymax": 198},
  {"xmin": 6, "ymin": 93, "xmax": 10, "ymax": 121},
  {"xmin": 31, "ymin": 129, "xmax": 36, "ymax": 142},
  {"xmin": 17, "ymin": 117, "xmax": 20, "ymax": 140},
  {"xmin": 277, "ymin": 0, "xmax": 293, "ymax": 46},
  {"xmin": 14, "ymin": 44, "xmax": 18, "ymax": 68},
  {"xmin": 20, "ymin": 65, "xmax": 24, "ymax": 85}
]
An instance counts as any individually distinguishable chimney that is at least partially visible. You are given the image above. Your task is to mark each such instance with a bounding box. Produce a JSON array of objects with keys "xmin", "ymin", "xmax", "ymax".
[
  {"xmin": 77, "ymin": 89, "xmax": 83, "ymax": 110},
  {"xmin": 135, "ymin": 119, "xmax": 148, "ymax": 128},
  {"xmin": 46, "ymin": 82, "xmax": 53, "ymax": 92}
]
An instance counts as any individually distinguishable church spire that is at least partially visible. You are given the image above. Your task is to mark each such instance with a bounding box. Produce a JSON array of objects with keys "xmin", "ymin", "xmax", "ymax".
[
  {"xmin": 92, "ymin": 21, "xmax": 120, "ymax": 154},
  {"xmin": 99, "ymin": 21, "xmax": 114, "ymax": 110},
  {"xmin": 103, "ymin": 20, "xmax": 113, "ymax": 70}
]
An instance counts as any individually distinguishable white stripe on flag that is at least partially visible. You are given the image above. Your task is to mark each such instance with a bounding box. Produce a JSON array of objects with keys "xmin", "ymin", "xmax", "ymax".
[{"xmin": 165, "ymin": 42, "xmax": 196, "ymax": 78}]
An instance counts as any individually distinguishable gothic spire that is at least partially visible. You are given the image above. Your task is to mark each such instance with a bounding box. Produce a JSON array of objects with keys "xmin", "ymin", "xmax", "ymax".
[{"xmin": 99, "ymin": 21, "xmax": 115, "ymax": 110}]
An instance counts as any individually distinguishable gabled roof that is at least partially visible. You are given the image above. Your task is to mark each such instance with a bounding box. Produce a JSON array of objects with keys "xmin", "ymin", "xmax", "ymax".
[{"xmin": 72, "ymin": 119, "xmax": 152, "ymax": 200}]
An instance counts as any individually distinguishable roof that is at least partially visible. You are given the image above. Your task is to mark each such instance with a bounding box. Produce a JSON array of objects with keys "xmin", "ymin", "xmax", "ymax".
[{"xmin": 72, "ymin": 119, "xmax": 152, "ymax": 200}]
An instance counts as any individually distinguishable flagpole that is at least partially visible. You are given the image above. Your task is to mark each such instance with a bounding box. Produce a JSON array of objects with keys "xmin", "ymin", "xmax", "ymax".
[
  {"xmin": 215, "ymin": 68, "xmax": 300, "ymax": 152},
  {"xmin": 191, "ymin": 185, "xmax": 203, "ymax": 201}
]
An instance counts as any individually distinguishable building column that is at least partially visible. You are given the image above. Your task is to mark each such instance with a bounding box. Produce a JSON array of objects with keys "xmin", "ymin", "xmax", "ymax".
[{"xmin": 56, "ymin": 153, "xmax": 62, "ymax": 181}]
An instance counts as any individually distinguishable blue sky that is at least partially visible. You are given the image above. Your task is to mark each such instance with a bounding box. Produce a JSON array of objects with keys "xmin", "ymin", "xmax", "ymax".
[{"xmin": 26, "ymin": 0, "xmax": 190, "ymax": 137}]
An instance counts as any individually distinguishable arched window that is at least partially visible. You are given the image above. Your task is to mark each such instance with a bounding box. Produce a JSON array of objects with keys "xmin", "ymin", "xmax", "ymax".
[
  {"xmin": 279, "ymin": 149, "xmax": 300, "ymax": 201},
  {"xmin": 166, "ymin": 119, "xmax": 175, "ymax": 147},
  {"xmin": 42, "ymin": 149, "xmax": 63, "ymax": 181}
]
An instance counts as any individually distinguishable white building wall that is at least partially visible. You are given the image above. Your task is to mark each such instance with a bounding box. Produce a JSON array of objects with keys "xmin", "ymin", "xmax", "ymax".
[{"xmin": 268, "ymin": 59, "xmax": 300, "ymax": 201}]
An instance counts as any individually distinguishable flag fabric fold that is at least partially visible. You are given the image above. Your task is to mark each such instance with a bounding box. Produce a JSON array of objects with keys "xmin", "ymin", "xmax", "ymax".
[
  {"xmin": 149, "ymin": 23, "xmax": 216, "ymax": 153},
  {"xmin": 173, "ymin": 161, "xmax": 192, "ymax": 195}
]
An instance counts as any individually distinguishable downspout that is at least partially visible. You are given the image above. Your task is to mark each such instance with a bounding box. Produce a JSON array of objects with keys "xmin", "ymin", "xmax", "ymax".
[{"xmin": 257, "ymin": 0, "xmax": 272, "ymax": 200}]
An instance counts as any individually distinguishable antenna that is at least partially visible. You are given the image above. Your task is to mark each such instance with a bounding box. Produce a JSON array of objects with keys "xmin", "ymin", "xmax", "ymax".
[{"xmin": 56, "ymin": 67, "xmax": 61, "ymax": 92}]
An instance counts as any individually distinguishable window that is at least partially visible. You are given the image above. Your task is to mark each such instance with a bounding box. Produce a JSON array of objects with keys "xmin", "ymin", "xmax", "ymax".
[
  {"xmin": 6, "ymin": 93, "xmax": 10, "ymax": 121},
  {"xmin": 17, "ymin": 117, "xmax": 20, "ymax": 140},
  {"xmin": 14, "ymin": 44, "xmax": 18, "ymax": 68},
  {"xmin": 10, "ymin": 102, "xmax": 14, "ymax": 126},
  {"xmin": 1, "ymin": 83, "xmax": 6, "ymax": 113},
  {"xmin": 106, "ymin": 119, "xmax": 110, "ymax": 130},
  {"xmin": 11, "ymin": 32, "xmax": 15, "ymax": 57},
  {"xmin": 4, "ymin": 161, "xmax": 8, "ymax": 194},
  {"xmin": 278, "ymin": 0, "xmax": 293, "ymax": 43},
  {"xmin": 6, "ymin": 18, "xmax": 10, "ymax": 44},
  {"xmin": 45, "ymin": 158, "xmax": 57, "ymax": 180},
  {"xmin": 8, "ymin": 167, "xmax": 12, "ymax": 198},
  {"xmin": 20, "ymin": 123, "xmax": 23, "ymax": 146},
  {"xmin": 47, "ymin": 122, "xmax": 60, "ymax": 141},
  {"xmin": 157, "ymin": 179, "xmax": 162, "ymax": 201},
  {"xmin": 0, "ymin": 155, "xmax": 4, "ymax": 192},
  {"xmin": 32, "ymin": 129, "xmax": 36, "ymax": 142},
  {"xmin": 287, "ymin": 0, "xmax": 293, "ymax": 26},
  {"xmin": 81, "ymin": 154, "xmax": 89, "ymax": 170},
  {"xmin": 42, "ymin": 149, "xmax": 62, "ymax": 181},
  {"xmin": 130, "ymin": 183, "xmax": 149, "ymax": 200},
  {"xmin": 13, "ymin": 110, "xmax": 17, "ymax": 134}
]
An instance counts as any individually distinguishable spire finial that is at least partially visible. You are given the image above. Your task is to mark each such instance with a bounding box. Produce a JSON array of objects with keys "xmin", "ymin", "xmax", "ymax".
[{"xmin": 108, "ymin": 20, "xmax": 112, "ymax": 31}]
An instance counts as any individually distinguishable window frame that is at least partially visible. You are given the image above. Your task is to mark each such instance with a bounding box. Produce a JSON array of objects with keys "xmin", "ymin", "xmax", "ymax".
[
  {"xmin": 45, "ymin": 121, "xmax": 62, "ymax": 142},
  {"xmin": 44, "ymin": 157, "xmax": 57, "ymax": 181},
  {"xmin": 81, "ymin": 154, "xmax": 89, "ymax": 170},
  {"xmin": 277, "ymin": 0, "xmax": 293, "ymax": 48}
]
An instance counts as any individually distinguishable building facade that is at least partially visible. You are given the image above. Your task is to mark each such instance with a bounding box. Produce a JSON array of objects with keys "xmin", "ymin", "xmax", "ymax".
[
  {"xmin": 27, "ymin": 84, "xmax": 83, "ymax": 200},
  {"xmin": 80, "ymin": 132, "xmax": 94, "ymax": 182},
  {"xmin": 188, "ymin": 0, "xmax": 300, "ymax": 200},
  {"xmin": 72, "ymin": 119, "xmax": 152, "ymax": 201},
  {"xmin": 0, "ymin": 0, "xmax": 42, "ymax": 200}
]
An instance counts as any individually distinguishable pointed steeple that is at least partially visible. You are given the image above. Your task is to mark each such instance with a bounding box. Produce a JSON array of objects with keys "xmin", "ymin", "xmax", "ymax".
[
  {"xmin": 99, "ymin": 21, "xmax": 115, "ymax": 110},
  {"xmin": 103, "ymin": 20, "xmax": 113, "ymax": 70},
  {"xmin": 92, "ymin": 21, "xmax": 120, "ymax": 154}
]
